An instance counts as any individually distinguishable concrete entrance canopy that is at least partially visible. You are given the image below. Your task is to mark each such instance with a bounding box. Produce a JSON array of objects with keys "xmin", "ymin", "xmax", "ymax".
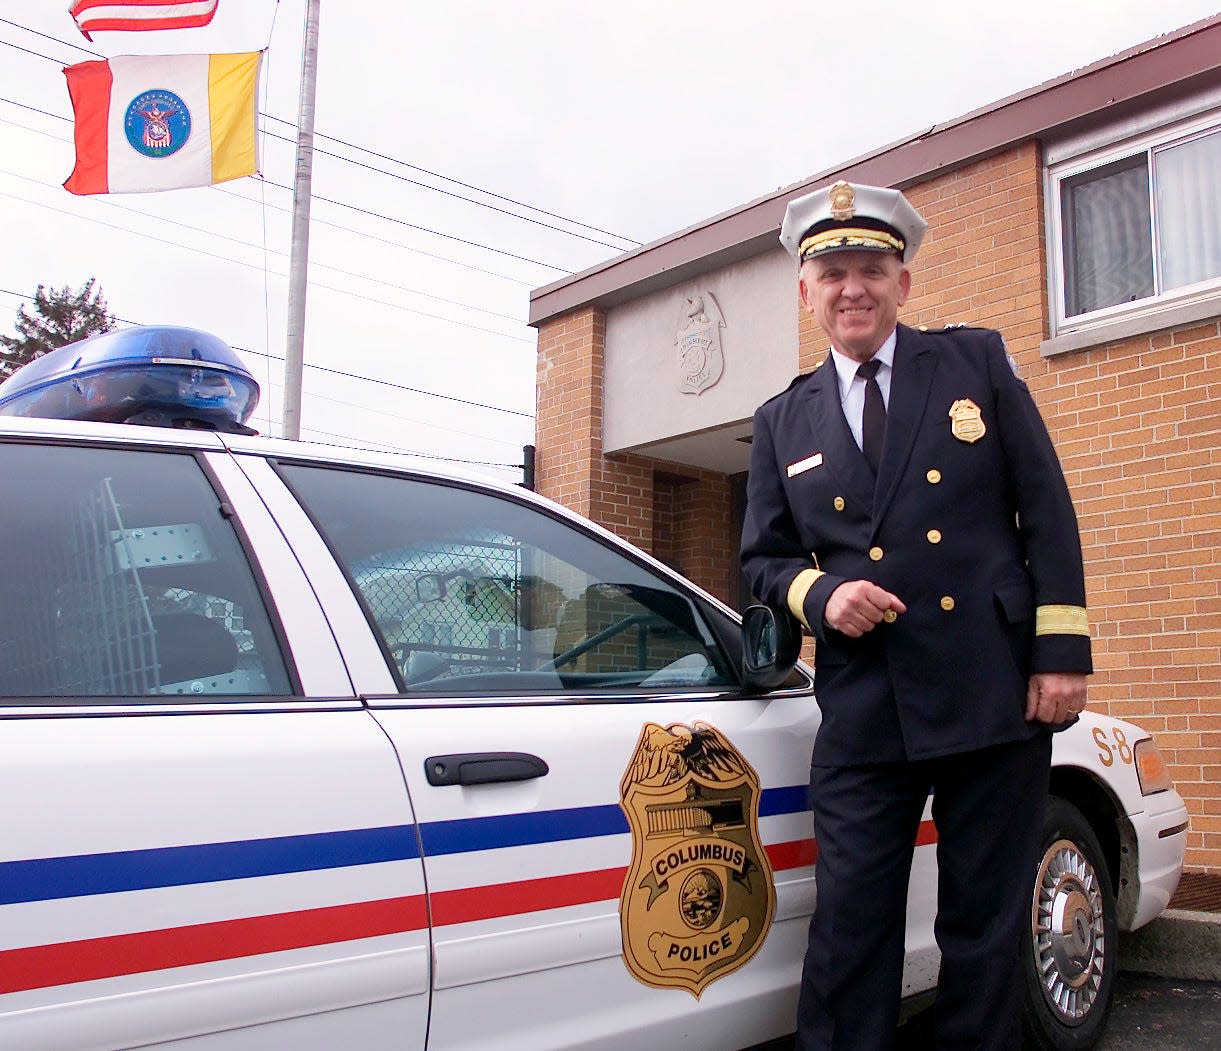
[{"xmin": 600, "ymin": 248, "xmax": 795, "ymax": 474}]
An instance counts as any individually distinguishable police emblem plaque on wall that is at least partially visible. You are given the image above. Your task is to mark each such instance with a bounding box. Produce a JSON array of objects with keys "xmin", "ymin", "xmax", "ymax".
[
  {"xmin": 618, "ymin": 721, "xmax": 776, "ymax": 997},
  {"xmin": 674, "ymin": 292, "xmax": 726, "ymax": 395}
]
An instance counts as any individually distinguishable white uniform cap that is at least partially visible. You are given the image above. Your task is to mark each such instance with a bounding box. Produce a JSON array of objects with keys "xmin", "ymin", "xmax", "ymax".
[{"xmin": 780, "ymin": 181, "xmax": 927, "ymax": 264}]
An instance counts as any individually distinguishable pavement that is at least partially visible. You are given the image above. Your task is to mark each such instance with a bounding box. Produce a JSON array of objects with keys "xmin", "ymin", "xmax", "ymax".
[
  {"xmin": 1118, "ymin": 905, "xmax": 1221, "ymax": 981},
  {"xmin": 774, "ymin": 881, "xmax": 1221, "ymax": 1050},
  {"xmin": 1094, "ymin": 973, "xmax": 1221, "ymax": 1050},
  {"xmin": 886, "ymin": 904, "xmax": 1221, "ymax": 1049}
]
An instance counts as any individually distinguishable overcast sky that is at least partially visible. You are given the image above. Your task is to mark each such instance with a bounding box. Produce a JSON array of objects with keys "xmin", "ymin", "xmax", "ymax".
[{"xmin": 0, "ymin": 1, "xmax": 1217, "ymax": 482}]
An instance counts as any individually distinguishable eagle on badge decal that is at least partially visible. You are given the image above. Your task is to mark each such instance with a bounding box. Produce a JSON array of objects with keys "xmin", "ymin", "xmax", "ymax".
[{"xmin": 618, "ymin": 721, "xmax": 776, "ymax": 997}]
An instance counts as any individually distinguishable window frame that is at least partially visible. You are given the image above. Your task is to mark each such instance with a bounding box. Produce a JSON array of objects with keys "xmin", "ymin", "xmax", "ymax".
[
  {"xmin": 270, "ymin": 457, "xmax": 779, "ymax": 703},
  {"xmin": 0, "ymin": 435, "xmax": 301, "ymax": 704},
  {"xmin": 1046, "ymin": 105, "xmax": 1221, "ymax": 341}
]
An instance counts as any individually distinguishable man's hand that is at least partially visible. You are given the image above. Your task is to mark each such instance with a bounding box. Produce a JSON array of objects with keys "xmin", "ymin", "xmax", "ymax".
[
  {"xmin": 824, "ymin": 580, "xmax": 906, "ymax": 638},
  {"xmin": 1025, "ymin": 672, "xmax": 1088, "ymax": 724}
]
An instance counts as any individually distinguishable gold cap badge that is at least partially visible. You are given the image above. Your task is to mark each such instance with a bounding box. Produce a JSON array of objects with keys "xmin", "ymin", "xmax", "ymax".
[
  {"xmin": 618, "ymin": 722, "xmax": 775, "ymax": 998},
  {"xmin": 828, "ymin": 180, "xmax": 856, "ymax": 221},
  {"xmin": 948, "ymin": 398, "xmax": 986, "ymax": 443}
]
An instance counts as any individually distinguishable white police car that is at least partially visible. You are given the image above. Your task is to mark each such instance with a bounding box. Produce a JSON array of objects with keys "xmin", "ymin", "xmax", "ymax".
[{"xmin": 0, "ymin": 328, "xmax": 1189, "ymax": 1050}]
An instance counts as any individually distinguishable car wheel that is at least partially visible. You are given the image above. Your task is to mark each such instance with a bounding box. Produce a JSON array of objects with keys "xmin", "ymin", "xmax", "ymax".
[{"xmin": 1022, "ymin": 797, "xmax": 1117, "ymax": 1050}]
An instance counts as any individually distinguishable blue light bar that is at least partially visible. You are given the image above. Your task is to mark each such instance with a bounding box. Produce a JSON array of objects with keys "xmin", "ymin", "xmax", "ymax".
[{"xmin": 0, "ymin": 326, "xmax": 260, "ymax": 433}]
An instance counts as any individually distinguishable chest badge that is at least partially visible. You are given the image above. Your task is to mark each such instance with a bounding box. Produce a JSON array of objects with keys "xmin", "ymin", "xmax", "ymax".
[
  {"xmin": 948, "ymin": 398, "xmax": 986, "ymax": 443},
  {"xmin": 618, "ymin": 721, "xmax": 775, "ymax": 997}
]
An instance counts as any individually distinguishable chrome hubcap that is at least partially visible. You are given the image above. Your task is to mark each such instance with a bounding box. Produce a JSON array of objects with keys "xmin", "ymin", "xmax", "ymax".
[{"xmin": 1032, "ymin": 838, "xmax": 1106, "ymax": 1024}]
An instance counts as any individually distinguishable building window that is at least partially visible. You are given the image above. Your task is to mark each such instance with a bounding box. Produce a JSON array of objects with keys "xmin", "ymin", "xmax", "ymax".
[{"xmin": 1050, "ymin": 114, "xmax": 1221, "ymax": 331}]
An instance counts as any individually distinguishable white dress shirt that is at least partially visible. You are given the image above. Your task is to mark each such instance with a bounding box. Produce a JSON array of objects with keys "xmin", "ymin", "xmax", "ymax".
[{"xmin": 829, "ymin": 329, "xmax": 896, "ymax": 452}]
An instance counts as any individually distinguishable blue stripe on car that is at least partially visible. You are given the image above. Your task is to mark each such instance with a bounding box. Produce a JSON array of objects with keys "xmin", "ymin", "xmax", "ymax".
[{"xmin": 0, "ymin": 785, "xmax": 810, "ymax": 903}]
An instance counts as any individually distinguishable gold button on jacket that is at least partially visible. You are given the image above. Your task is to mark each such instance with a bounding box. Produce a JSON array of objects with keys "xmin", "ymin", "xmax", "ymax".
[
  {"xmin": 940, "ymin": 595, "xmax": 956, "ymax": 611},
  {"xmin": 869, "ymin": 546, "xmax": 884, "ymax": 561}
]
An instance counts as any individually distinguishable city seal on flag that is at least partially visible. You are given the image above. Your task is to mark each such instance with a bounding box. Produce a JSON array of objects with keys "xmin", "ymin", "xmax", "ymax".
[
  {"xmin": 618, "ymin": 721, "xmax": 775, "ymax": 997},
  {"xmin": 125, "ymin": 90, "xmax": 192, "ymax": 158},
  {"xmin": 674, "ymin": 292, "xmax": 725, "ymax": 395}
]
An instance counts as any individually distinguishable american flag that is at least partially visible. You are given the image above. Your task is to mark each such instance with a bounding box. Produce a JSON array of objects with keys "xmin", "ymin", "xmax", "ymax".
[{"xmin": 69, "ymin": 1, "xmax": 220, "ymax": 41}]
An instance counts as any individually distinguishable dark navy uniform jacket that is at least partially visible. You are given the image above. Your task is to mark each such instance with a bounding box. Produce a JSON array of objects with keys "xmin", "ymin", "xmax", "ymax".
[{"xmin": 741, "ymin": 323, "xmax": 1092, "ymax": 766}]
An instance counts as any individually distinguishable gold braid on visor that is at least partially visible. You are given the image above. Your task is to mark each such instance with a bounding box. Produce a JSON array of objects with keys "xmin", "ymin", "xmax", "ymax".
[{"xmin": 800, "ymin": 227, "xmax": 905, "ymax": 259}]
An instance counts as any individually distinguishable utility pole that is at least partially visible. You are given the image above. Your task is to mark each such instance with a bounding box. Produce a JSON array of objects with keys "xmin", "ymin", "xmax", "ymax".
[{"xmin": 282, "ymin": 0, "xmax": 321, "ymax": 440}]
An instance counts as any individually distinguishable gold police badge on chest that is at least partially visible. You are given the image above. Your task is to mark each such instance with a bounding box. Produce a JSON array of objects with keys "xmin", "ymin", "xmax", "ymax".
[
  {"xmin": 618, "ymin": 721, "xmax": 775, "ymax": 997},
  {"xmin": 948, "ymin": 398, "xmax": 986, "ymax": 443}
]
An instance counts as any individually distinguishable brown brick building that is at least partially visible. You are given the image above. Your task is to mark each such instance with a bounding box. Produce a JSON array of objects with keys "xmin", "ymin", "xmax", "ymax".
[{"xmin": 530, "ymin": 17, "xmax": 1221, "ymax": 871}]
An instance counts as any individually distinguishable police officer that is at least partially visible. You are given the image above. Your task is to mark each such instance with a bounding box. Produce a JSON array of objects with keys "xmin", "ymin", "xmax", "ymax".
[{"xmin": 740, "ymin": 181, "xmax": 1092, "ymax": 1051}]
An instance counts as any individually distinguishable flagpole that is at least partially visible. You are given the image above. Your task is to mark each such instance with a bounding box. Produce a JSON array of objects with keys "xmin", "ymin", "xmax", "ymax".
[{"xmin": 282, "ymin": 0, "xmax": 321, "ymax": 441}]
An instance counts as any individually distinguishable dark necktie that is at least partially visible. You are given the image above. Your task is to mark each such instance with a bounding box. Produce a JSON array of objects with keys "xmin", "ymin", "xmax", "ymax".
[{"xmin": 856, "ymin": 358, "xmax": 886, "ymax": 475}]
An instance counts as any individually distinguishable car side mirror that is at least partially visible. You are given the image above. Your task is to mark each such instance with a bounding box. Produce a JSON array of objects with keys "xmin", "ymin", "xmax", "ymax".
[{"xmin": 741, "ymin": 604, "xmax": 802, "ymax": 692}]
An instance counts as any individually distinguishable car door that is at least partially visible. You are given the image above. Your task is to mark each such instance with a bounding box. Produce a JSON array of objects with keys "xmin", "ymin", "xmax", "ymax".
[
  {"xmin": 265, "ymin": 457, "xmax": 821, "ymax": 1051},
  {"xmin": 0, "ymin": 427, "xmax": 428, "ymax": 1051}
]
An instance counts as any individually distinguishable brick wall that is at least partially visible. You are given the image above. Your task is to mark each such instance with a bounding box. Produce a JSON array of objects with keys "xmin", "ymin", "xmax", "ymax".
[
  {"xmin": 535, "ymin": 306, "xmax": 655, "ymax": 551},
  {"xmin": 535, "ymin": 308, "xmax": 736, "ymax": 607},
  {"xmin": 795, "ymin": 143, "xmax": 1221, "ymax": 870},
  {"xmin": 1040, "ymin": 324, "xmax": 1221, "ymax": 870},
  {"xmin": 537, "ymin": 143, "xmax": 1219, "ymax": 868},
  {"xmin": 663, "ymin": 469, "xmax": 734, "ymax": 604}
]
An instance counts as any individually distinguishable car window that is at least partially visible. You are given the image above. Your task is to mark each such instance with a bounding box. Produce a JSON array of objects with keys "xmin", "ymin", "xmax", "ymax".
[
  {"xmin": 278, "ymin": 464, "xmax": 736, "ymax": 693},
  {"xmin": 0, "ymin": 442, "xmax": 291, "ymax": 698}
]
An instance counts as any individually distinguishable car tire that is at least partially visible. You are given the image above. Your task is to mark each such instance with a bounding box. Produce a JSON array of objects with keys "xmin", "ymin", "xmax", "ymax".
[{"xmin": 1021, "ymin": 797, "xmax": 1117, "ymax": 1050}]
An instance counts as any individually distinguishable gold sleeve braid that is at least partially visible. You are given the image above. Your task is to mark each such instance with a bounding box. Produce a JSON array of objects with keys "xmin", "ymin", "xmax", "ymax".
[
  {"xmin": 786, "ymin": 569, "xmax": 825, "ymax": 632},
  {"xmin": 1035, "ymin": 605, "xmax": 1090, "ymax": 637}
]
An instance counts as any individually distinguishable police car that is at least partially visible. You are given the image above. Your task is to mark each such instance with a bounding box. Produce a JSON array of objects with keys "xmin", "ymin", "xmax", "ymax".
[{"xmin": 0, "ymin": 328, "xmax": 1189, "ymax": 1051}]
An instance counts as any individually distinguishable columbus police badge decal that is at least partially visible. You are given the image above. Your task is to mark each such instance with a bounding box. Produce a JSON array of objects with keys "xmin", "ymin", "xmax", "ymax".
[{"xmin": 618, "ymin": 721, "xmax": 775, "ymax": 997}]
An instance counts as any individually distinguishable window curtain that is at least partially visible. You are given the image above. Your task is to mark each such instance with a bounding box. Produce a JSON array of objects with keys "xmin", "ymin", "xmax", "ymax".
[
  {"xmin": 1156, "ymin": 129, "xmax": 1221, "ymax": 292},
  {"xmin": 1061, "ymin": 155, "xmax": 1154, "ymax": 317}
]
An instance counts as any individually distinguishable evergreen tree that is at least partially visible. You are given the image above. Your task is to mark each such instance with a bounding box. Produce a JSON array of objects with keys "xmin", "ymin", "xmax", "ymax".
[{"xmin": 0, "ymin": 279, "xmax": 117, "ymax": 379}]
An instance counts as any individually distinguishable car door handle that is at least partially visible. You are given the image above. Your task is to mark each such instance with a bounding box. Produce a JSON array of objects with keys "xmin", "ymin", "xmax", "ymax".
[{"xmin": 424, "ymin": 752, "xmax": 550, "ymax": 787}]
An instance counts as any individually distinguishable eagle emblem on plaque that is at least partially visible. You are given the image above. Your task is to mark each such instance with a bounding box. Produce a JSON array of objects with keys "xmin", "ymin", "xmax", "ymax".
[
  {"xmin": 674, "ymin": 292, "xmax": 725, "ymax": 395},
  {"xmin": 618, "ymin": 721, "xmax": 775, "ymax": 997}
]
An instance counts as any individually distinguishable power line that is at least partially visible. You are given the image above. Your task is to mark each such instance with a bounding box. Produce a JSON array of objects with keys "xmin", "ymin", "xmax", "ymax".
[
  {"xmin": 298, "ymin": 387, "xmax": 525, "ymax": 449},
  {"xmin": 0, "ymin": 100, "xmax": 536, "ymax": 286},
  {"xmin": 0, "ymin": 285, "xmax": 530, "ymax": 472},
  {"xmin": 262, "ymin": 115, "xmax": 641, "ymax": 246},
  {"xmin": 0, "ymin": 187, "xmax": 536, "ymax": 343},
  {"xmin": 257, "ymin": 126, "xmax": 634, "ymax": 252},
  {"xmin": 259, "ymin": 177, "xmax": 572, "ymax": 272},
  {"xmin": 217, "ymin": 182, "xmax": 535, "ymax": 284},
  {"xmin": 0, "ymin": 90, "xmax": 572, "ymax": 273},
  {"xmin": 242, "ymin": 345, "xmax": 534, "ymax": 419},
  {"xmin": 297, "ymin": 424, "xmax": 524, "ymax": 470},
  {"xmin": 0, "ymin": 18, "xmax": 643, "ymax": 249},
  {"xmin": 0, "ymin": 166, "xmax": 526, "ymax": 324},
  {"xmin": 0, "ymin": 15, "xmax": 98, "ymax": 59},
  {"xmin": 0, "ymin": 37, "xmax": 66, "ymax": 66},
  {"xmin": 0, "ymin": 285, "xmax": 535, "ymax": 419}
]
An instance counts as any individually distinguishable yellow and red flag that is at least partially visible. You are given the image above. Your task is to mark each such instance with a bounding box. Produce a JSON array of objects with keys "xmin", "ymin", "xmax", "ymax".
[{"xmin": 63, "ymin": 52, "xmax": 261, "ymax": 195}]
